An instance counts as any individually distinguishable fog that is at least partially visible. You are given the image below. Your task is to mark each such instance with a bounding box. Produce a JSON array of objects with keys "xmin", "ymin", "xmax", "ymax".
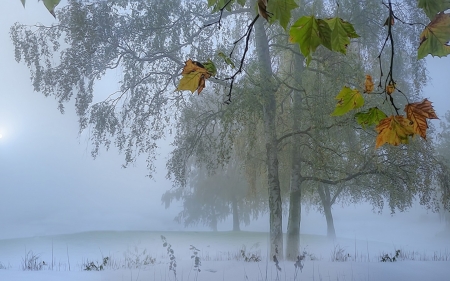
[{"xmin": 0, "ymin": 1, "xmax": 449, "ymax": 245}]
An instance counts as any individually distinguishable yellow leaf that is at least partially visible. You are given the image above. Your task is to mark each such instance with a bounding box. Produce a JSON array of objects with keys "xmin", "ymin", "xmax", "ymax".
[
  {"xmin": 176, "ymin": 59, "xmax": 212, "ymax": 94},
  {"xmin": 176, "ymin": 72, "xmax": 205, "ymax": 94},
  {"xmin": 375, "ymin": 115, "xmax": 415, "ymax": 148},
  {"xmin": 404, "ymin": 98, "xmax": 439, "ymax": 139},
  {"xmin": 364, "ymin": 75, "xmax": 374, "ymax": 93},
  {"xmin": 331, "ymin": 86, "xmax": 364, "ymax": 116}
]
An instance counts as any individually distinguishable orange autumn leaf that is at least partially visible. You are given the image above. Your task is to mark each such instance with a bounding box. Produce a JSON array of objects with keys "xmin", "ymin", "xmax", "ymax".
[
  {"xmin": 364, "ymin": 75, "xmax": 374, "ymax": 93},
  {"xmin": 404, "ymin": 98, "xmax": 439, "ymax": 139},
  {"xmin": 181, "ymin": 59, "xmax": 210, "ymax": 78},
  {"xmin": 386, "ymin": 82, "xmax": 395, "ymax": 95},
  {"xmin": 375, "ymin": 115, "xmax": 415, "ymax": 148}
]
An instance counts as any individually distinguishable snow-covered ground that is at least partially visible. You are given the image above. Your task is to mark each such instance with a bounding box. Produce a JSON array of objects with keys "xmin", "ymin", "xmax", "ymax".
[{"xmin": 0, "ymin": 230, "xmax": 448, "ymax": 281}]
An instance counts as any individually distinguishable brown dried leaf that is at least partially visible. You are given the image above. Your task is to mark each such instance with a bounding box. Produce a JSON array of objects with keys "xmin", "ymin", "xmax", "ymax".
[
  {"xmin": 404, "ymin": 98, "xmax": 439, "ymax": 139},
  {"xmin": 364, "ymin": 75, "xmax": 374, "ymax": 93},
  {"xmin": 383, "ymin": 16, "xmax": 395, "ymax": 26},
  {"xmin": 386, "ymin": 82, "xmax": 395, "ymax": 95},
  {"xmin": 258, "ymin": 0, "xmax": 270, "ymax": 21},
  {"xmin": 181, "ymin": 59, "xmax": 209, "ymax": 76}
]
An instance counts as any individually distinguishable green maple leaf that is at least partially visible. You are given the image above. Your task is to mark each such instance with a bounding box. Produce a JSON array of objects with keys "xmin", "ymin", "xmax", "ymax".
[
  {"xmin": 43, "ymin": 0, "xmax": 61, "ymax": 17},
  {"xmin": 289, "ymin": 16, "xmax": 331, "ymax": 64},
  {"xmin": 202, "ymin": 59, "xmax": 217, "ymax": 76},
  {"xmin": 218, "ymin": 52, "xmax": 235, "ymax": 69},
  {"xmin": 418, "ymin": 12, "xmax": 450, "ymax": 59},
  {"xmin": 331, "ymin": 86, "xmax": 364, "ymax": 116},
  {"xmin": 355, "ymin": 107, "xmax": 387, "ymax": 129},
  {"xmin": 340, "ymin": 20, "xmax": 359, "ymax": 39},
  {"xmin": 20, "ymin": 0, "xmax": 26, "ymax": 7},
  {"xmin": 325, "ymin": 18, "xmax": 359, "ymax": 54},
  {"xmin": 267, "ymin": 0, "xmax": 298, "ymax": 30},
  {"xmin": 418, "ymin": 0, "xmax": 450, "ymax": 20},
  {"xmin": 207, "ymin": 0, "xmax": 245, "ymax": 12}
]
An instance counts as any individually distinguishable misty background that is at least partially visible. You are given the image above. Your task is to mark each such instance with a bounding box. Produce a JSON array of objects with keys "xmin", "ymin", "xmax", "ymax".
[{"xmin": 0, "ymin": 1, "xmax": 448, "ymax": 242}]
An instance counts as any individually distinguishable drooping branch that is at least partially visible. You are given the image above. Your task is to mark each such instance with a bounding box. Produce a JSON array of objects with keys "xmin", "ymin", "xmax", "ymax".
[
  {"xmin": 302, "ymin": 169, "xmax": 378, "ymax": 185},
  {"xmin": 277, "ymin": 127, "xmax": 312, "ymax": 144}
]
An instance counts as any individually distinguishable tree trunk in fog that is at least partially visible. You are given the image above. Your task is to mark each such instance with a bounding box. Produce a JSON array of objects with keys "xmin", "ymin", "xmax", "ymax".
[
  {"xmin": 232, "ymin": 196, "xmax": 240, "ymax": 231},
  {"xmin": 286, "ymin": 53, "xmax": 305, "ymax": 260},
  {"xmin": 211, "ymin": 210, "xmax": 218, "ymax": 232},
  {"xmin": 254, "ymin": 18, "xmax": 283, "ymax": 258},
  {"xmin": 445, "ymin": 212, "xmax": 450, "ymax": 230},
  {"xmin": 318, "ymin": 185, "xmax": 336, "ymax": 239},
  {"xmin": 286, "ymin": 188, "xmax": 302, "ymax": 259}
]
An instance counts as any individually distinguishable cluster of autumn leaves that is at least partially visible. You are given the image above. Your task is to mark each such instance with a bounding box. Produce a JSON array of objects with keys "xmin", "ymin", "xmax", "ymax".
[
  {"xmin": 16, "ymin": 0, "xmax": 446, "ymax": 150},
  {"xmin": 331, "ymin": 75, "xmax": 438, "ymax": 148},
  {"xmin": 175, "ymin": 0, "xmax": 447, "ymax": 149},
  {"xmin": 176, "ymin": 59, "xmax": 217, "ymax": 95},
  {"xmin": 177, "ymin": 56, "xmax": 439, "ymax": 149}
]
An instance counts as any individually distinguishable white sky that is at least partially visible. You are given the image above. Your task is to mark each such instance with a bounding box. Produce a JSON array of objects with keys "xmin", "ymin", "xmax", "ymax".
[
  {"xmin": 0, "ymin": 1, "xmax": 448, "ymax": 241},
  {"xmin": 0, "ymin": 1, "xmax": 185, "ymax": 239}
]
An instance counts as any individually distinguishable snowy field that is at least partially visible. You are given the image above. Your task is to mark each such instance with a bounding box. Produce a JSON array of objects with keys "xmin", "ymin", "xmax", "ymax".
[{"xmin": 0, "ymin": 230, "xmax": 449, "ymax": 281}]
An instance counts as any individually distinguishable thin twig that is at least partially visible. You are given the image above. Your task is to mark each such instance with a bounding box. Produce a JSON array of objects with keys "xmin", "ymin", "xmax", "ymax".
[
  {"xmin": 202, "ymin": 0, "xmax": 234, "ymax": 29},
  {"xmin": 224, "ymin": 15, "xmax": 260, "ymax": 104}
]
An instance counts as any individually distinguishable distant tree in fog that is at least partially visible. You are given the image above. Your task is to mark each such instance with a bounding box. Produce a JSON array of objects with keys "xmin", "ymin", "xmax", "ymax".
[{"xmin": 162, "ymin": 157, "xmax": 266, "ymax": 231}]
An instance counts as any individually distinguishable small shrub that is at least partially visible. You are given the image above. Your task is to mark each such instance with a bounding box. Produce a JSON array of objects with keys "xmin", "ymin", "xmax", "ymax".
[
  {"xmin": 161, "ymin": 235, "xmax": 177, "ymax": 279},
  {"xmin": 190, "ymin": 245, "xmax": 201, "ymax": 272},
  {"xmin": 432, "ymin": 250, "xmax": 450, "ymax": 261},
  {"xmin": 123, "ymin": 247, "xmax": 156, "ymax": 269},
  {"xmin": 294, "ymin": 254, "xmax": 304, "ymax": 272},
  {"xmin": 83, "ymin": 256, "xmax": 109, "ymax": 271},
  {"xmin": 272, "ymin": 254, "xmax": 281, "ymax": 272},
  {"xmin": 21, "ymin": 251, "xmax": 46, "ymax": 271},
  {"xmin": 240, "ymin": 246, "xmax": 261, "ymax": 262},
  {"xmin": 300, "ymin": 247, "xmax": 319, "ymax": 261},
  {"xmin": 273, "ymin": 245, "xmax": 281, "ymax": 272},
  {"xmin": 331, "ymin": 245, "xmax": 350, "ymax": 262},
  {"xmin": 0, "ymin": 261, "xmax": 11, "ymax": 270},
  {"xmin": 380, "ymin": 250, "xmax": 400, "ymax": 262}
]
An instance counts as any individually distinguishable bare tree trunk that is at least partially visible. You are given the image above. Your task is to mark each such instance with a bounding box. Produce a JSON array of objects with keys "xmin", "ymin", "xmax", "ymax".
[
  {"xmin": 318, "ymin": 185, "xmax": 336, "ymax": 239},
  {"xmin": 232, "ymin": 196, "xmax": 240, "ymax": 231},
  {"xmin": 254, "ymin": 17, "xmax": 283, "ymax": 258},
  {"xmin": 286, "ymin": 144, "xmax": 302, "ymax": 259},
  {"xmin": 323, "ymin": 202, "xmax": 336, "ymax": 239},
  {"xmin": 286, "ymin": 53, "xmax": 305, "ymax": 260},
  {"xmin": 286, "ymin": 188, "xmax": 301, "ymax": 259}
]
